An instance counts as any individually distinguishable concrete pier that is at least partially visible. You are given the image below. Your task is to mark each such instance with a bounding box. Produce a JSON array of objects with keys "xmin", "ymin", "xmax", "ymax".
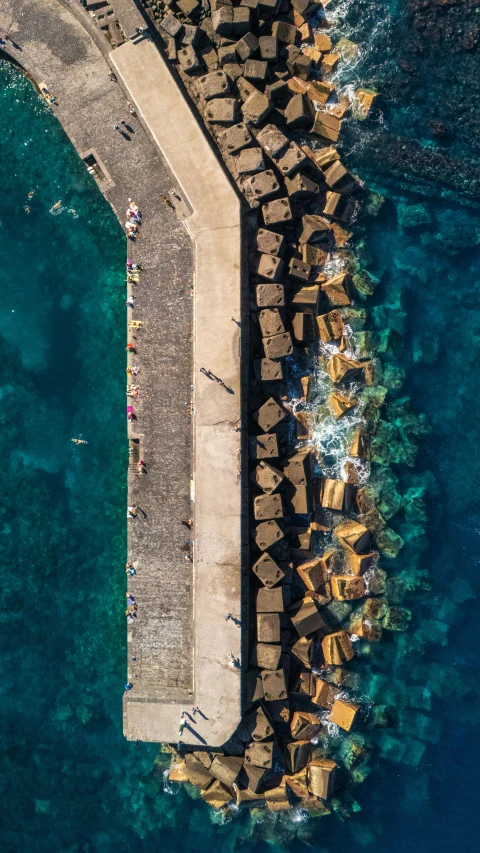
[{"xmin": 1, "ymin": 0, "xmax": 245, "ymax": 747}]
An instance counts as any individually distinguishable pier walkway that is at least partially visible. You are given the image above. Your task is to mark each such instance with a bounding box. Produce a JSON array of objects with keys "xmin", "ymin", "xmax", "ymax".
[{"xmin": 1, "ymin": 0, "xmax": 244, "ymax": 746}]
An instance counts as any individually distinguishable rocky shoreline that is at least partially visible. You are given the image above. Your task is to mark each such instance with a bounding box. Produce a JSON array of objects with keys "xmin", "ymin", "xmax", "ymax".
[{"xmin": 125, "ymin": 0, "xmax": 432, "ymax": 820}]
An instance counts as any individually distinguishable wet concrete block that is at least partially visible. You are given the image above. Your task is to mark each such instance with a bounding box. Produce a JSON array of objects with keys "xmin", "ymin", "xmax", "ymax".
[
  {"xmin": 331, "ymin": 575, "xmax": 365, "ymax": 601},
  {"xmin": 257, "ymin": 585, "xmax": 284, "ymax": 612},
  {"xmin": 201, "ymin": 780, "xmax": 234, "ymax": 808},
  {"xmin": 254, "ymin": 396, "xmax": 287, "ymax": 431},
  {"xmin": 255, "ymin": 253, "xmax": 284, "ymax": 280},
  {"xmin": 235, "ymin": 31, "xmax": 259, "ymax": 60},
  {"xmin": 291, "ymin": 599, "xmax": 324, "ymax": 637},
  {"xmin": 219, "ymin": 121, "xmax": 252, "ymax": 153},
  {"xmin": 321, "ymin": 273, "xmax": 351, "ymax": 306},
  {"xmin": 254, "ymin": 492, "xmax": 283, "ymax": 521},
  {"xmin": 262, "ymin": 197, "xmax": 293, "ymax": 226},
  {"xmin": 296, "ymin": 557, "xmax": 328, "ymax": 591},
  {"xmin": 321, "ymin": 630, "xmax": 354, "ymax": 664},
  {"xmin": 257, "ymin": 612, "xmax": 281, "ymax": 642},
  {"xmin": 263, "ymin": 332, "xmax": 294, "ymax": 358},
  {"xmin": 317, "ymin": 309, "xmax": 344, "ymax": 342},
  {"xmin": 250, "ymin": 432, "xmax": 279, "ymax": 459},
  {"xmin": 290, "ymin": 636, "xmax": 312, "ymax": 667},
  {"xmin": 210, "ymin": 755, "xmax": 244, "ymax": 787},
  {"xmin": 256, "ymin": 357, "xmax": 284, "ymax": 381},
  {"xmin": 257, "ymin": 124, "xmax": 289, "ymax": 158},
  {"xmin": 256, "ymin": 283, "xmax": 285, "ymax": 307},
  {"xmin": 205, "ymin": 97, "xmax": 237, "ymax": 123},
  {"xmin": 329, "ymin": 698, "xmax": 359, "ymax": 730},
  {"xmin": 307, "ymin": 758, "xmax": 336, "ymax": 799},
  {"xmin": 311, "ymin": 110, "xmax": 341, "ymax": 142},
  {"xmin": 334, "ymin": 519, "xmax": 370, "ymax": 553},
  {"xmin": 262, "ymin": 668, "xmax": 288, "ymax": 700},
  {"xmin": 258, "ymin": 308, "xmax": 285, "ymax": 337},
  {"xmin": 324, "ymin": 160, "xmax": 349, "ymax": 188},
  {"xmin": 252, "ymin": 551, "xmax": 285, "ymax": 587},
  {"xmin": 185, "ymin": 753, "xmax": 215, "ymax": 788},
  {"xmin": 256, "ymin": 228, "xmax": 285, "ymax": 256},
  {"xmin": 312, "ymin": 677, "xmax": 335, "ymax": 708},
  {"xmin": 196, "ymin": 70, "xmax": 230, "ymax": 100},
  {"xmin": 322, "ymin": 51, "xmax": 340, "ymax": 72},
  {"xmin": 251, "ymin": 460, "xmax": 285, "ymax": 494},
  {"xmin": 307, "ymin": 78, "xmax": 336, "ymax": 107},
  {"xmin": 273, "ymin": 141, "xmax": 309, "ymax": 176},
  {"xmin": 254, "ymin": 520, "xmax": 284, "ymax": 551}
]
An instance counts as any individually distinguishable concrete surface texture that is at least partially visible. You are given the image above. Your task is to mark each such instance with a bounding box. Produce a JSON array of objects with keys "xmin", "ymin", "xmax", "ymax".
[{"xmin": 111, "ymin": 36, "xmax": 244, "ymax": 747}]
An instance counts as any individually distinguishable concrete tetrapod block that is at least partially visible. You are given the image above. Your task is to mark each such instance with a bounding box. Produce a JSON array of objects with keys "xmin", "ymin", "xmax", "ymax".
[
  {"xmin": 291, "ymin": 599, "xmax": 324, "ymax": 637},
  {"xmin": 311, "ymin": 110, "xmax": 341, "ymax": 143},
  {"xmin": 244, "ymin": 763, "xmax": 268, "ymax": 794},
  {"xmin": 291, "ymin": 284, "xmax": 320, "ymax": 312},
  {"xmin": 250, "ymin": 432, "xmax": 279, "ymax": 459},
  {"xmin": 321, "ymin": 630, "xmax": 354, "ymax": 665},
  {"xmin": 283, "ymin": 449, "xmax": 314, "ymax": 485},
  {"xmin": 273, "ymin": 141, "xmax": 309, "ymax": 177},
  {"xmin": 254, "ymin": 493, "xmax": 283, "ymax": 521},
  {"xmin": 285, "ymin": 172, "xmax": 322, "ymax": 201},
  {"xmin": 329, "ymin": 698, "xmax": 359, "ymax": 731},
  {"xmin": 292, "ymin": 312, "xmax": 317, "ymax": 344},
  {"xmin": 251, "ymin": 704, "xmax": 275, "ymax": 740},
  {"xmin": 287, "ymin": 740, "xmax": 311, "ymax": 773},
  {"xmin": 298, "ymin": 213, "xmax": 331, "ymax": 244},
  {"xmin": 261, "ymin": 668, "xmax": 287, "ymax": 701},
  {"xmin": 255, "ymin": 253, "xmax": 284, "ymax": 280},
  {"xmin": 257, "ymin": 612, "xmax": 281, "ymax": 642},
  {"xmin": 290, "ymin": 636, "xmax": 312, "ymax": 667},
  {"xmin": 262, "ymin": 197, "xmax": 293, "ymax": 226},
  {"xmin": 210, "ymin": 755, "xmax": 244, "ymax": 787},
  {"xmin": 256, "ymin": 283, "xmax": 285, "ymax": 307},
  {"xmin": 321, "ymin": 274, "xmax": 351, "ymax": 307},
  {"xmin": 205, "ymin": 97, "xmax": 237, "ymax": 124},
  {"xmin": 178, "ymin": 46, "xmax": 201, "ymax": 74},
  {"xmin": 317, "ymin": 309, "xmax": 344, "ymax": 342},
  {"xmin": 244, "ymin": 741, "xmax": 274, "ymax": 769},
  {"xmin": 288, "ymin": 257, "xmax": 311, "ymax": 281},
  {"xmin": 252, "ymin": 643, "xmax": 282, "ymax": 670},
  {"xmin": 196, "ymin": 70, "xmax": 230, "ymax": 100},
  {"xmin": 242, "ymin": 92, "xmax": 272, "ymax": 126},
  {"xmin": 252, "ymin": 552, "xmax": 286, "ymax": 587},
  {"xmin": 259, "ymin": 35, "xmax": 278, "ymax": 61},
  {"xmin": 235, "ymin": 31, "xmax": 259, "ymax": 60},
  {"xmin": 249, "ymin": 170, "xmax": 281, "ymax": 200},
  {"xmin": 256, "ymin": 358, "xmax": 284, "ymax": 381},
  {"xmin": 220, "ymin": 121, "xmax": 252, "ymax": 152},
  {"xmin": 272, "ymin": 20, "xmax": 297, "ymax": 43},
  {"xmin": 327, "ymin": 353, "xmax": 363, "ymax": 383},
  {"xmin": 244, "ymin": 59, "xmax": 269, "ymax": 82},
  {"xmin": 256, "ymin": 586, "xmax": 284, "ymax": 612},
  {"xmin": 285, "ymin": 93, "xmax": 313, "ymax": 129},
  {"xmin": 257, "ymin": 123, "xmax": 289, "ymax": 158},
  {"xmin": 256, "ymin": 228, "xmax": 285, "ymax": 256},
  {"xmin": 236, "ymin": 147, "xmax": 265, "ymax": 174},
  {"xmin": 254, "ymin": 520, "xmax": 284, "ymax": 550},
  {"xmin": 254, "ymin": 396, "xmax": 286, "ymax": 431},
  {"xmin": 289, "ymin": 483, "xmax": 313, "ymax": 514},
  {"xmin": 263, "ymin": 332, "xmax": 293, "ymax": 358},
  {"xmin": 251, "ymin": 460, "xmax": 284, "ymax": 494},
  {"xmin": 212, "ymin": 6, "xmax": 234, "ymax": 35},
  {"xmin": 233, "ymin": 6, "xmax": 251, "ymax": 34}
]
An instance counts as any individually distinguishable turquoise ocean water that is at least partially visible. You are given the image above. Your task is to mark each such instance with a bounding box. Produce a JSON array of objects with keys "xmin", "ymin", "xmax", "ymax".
[{"xmin": 2, "ymin": 2, "xmax": 480, "ymax": 848}]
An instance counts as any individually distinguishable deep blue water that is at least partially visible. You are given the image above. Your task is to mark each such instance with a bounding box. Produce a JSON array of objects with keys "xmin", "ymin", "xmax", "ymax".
[{"xmin": 2, "ymin": 1, "xmax": 480, "ymax": 848}]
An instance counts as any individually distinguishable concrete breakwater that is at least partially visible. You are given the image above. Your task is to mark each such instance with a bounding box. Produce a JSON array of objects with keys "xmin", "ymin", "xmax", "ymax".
[{"xmin": 137, "ymin": 0, "xmax": 428, "ymax": 818}]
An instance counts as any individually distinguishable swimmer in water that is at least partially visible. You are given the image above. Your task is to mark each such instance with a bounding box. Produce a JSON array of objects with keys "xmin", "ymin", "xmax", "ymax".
[
  {"xmin": 71, "ymin": 438, "xmax": 88, "ymax": 445},
  {"xmin": 27, "ymin": 191, "xmax": 34, "ymax": 199},
  {"xmin": 24, "ymin": 205, "xmax": 31, "ymax": 214}
]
